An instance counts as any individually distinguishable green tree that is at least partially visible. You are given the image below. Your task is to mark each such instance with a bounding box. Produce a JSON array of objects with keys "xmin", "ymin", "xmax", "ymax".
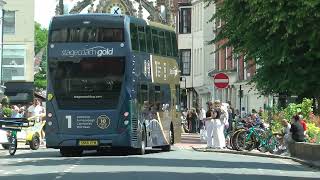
[
  {"xmin": 34, "ymin": 51, "xmax": 47, "ymax": 89},
  {"xmin": 34, "ymin": 22, "xmax": 48, "ymax": 89},
  {"xmin": 209, "ymin": 0, "xmax": 320, "ymax": 112},
  {"xmin": 35, "ymin": 22, "xmax": 48, "ymax": 55}
]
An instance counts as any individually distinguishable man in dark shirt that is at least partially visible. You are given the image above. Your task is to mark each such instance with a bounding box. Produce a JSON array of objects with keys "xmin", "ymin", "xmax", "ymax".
[{"xmin": 290, "ymin": 115, "xmax": 305, "ymax": 142}]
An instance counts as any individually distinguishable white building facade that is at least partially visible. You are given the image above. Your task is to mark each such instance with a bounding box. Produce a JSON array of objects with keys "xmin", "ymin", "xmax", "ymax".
[
  {"xmin": 177, "ymin": 0, "xmax": 215, "ymax": 110},
  {"xmin": 210, "ymin": 2, "xmax": 271, "ymax": 114},
  {"xmin": 0, "ymin": 0, "xmax": 5, "ymax": 93}
]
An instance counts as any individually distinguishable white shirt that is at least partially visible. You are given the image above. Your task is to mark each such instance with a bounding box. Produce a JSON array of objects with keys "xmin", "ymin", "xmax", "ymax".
[
  {"xmin": 28, "ymin": 105, "xmax": 44, "ymax": 122},
  {"xmin": 284, "ymin": 124, "xmax": 291, "ymax": 135},
  {"xmin": 199, "ymin": 108, "xmax": 206, "ymax": 120}
]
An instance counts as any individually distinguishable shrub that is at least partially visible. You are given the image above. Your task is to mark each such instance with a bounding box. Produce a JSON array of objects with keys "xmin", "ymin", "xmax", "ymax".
[
  {"xmin": 306, "ymin": 123, "xmax": 320, "ymax": 144},
  {"xmin": 283, "ymin": 98, "xmax": 313, "ymax": 122},
  {"xmin": 2, "ymin": 107, "xmax": 12, "ymax": 117}
]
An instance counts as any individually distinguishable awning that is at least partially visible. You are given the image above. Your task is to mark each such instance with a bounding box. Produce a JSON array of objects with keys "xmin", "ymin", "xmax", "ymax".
[{"xmin": 4, "ymin": 82, "xmax": 34, "ymax": 104}]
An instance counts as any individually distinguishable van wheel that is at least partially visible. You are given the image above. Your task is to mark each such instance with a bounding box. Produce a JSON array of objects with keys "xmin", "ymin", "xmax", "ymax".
[
  {"xmin": 136, "ymin": 127, "xmax": 146, "ymax": 155},
  {"xmin": 29, "ymin": 134, "xmax": 40, "ymax": 150}
]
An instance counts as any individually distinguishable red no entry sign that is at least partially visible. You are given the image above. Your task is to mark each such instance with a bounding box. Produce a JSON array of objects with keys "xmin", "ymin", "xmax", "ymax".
[{"xmin": 214, "ymin": 73, "xmax": 229, "ymax": 88}]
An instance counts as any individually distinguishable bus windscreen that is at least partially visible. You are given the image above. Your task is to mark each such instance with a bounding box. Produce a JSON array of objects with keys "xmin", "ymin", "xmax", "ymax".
[
  {"xmin": 49, "ymin": 58, "xmax": 125, "ymax": 109},
  {"xmin": 49, "ymin": 28, "xmax": 124, "ymax": 43}
]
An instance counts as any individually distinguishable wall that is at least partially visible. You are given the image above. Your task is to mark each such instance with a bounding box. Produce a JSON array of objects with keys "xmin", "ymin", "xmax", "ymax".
[
  {"xmin": 3, "ymin": 0, "xmax": 34, "ymax": 82},
  {"xmin": 289, "ymin": 142, "xmax": 320, "ymax": 161}
]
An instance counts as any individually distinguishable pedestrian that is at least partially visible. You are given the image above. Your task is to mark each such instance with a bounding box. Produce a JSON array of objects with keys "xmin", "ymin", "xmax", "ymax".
[
  {"xmin": 280, "ymin": 119, "xmax": 291, "ymax": 151},
  {"xmin": 212, "ymin": 100, "xmax": 226, "ymax": 149},
  {"xmin": 204, "ymin": 101, "xmax": 216, "ymax": 148},
  {"xmin": 11, "ymin": 105, "xmax": 23, "ymax": 118},
  {"xmin": 290, "ymin": 115, "xmax": 305, "ymax": 142},
  {"xmin": 226, "ymin": 103, "xmax": 233, "ymax": 133},
  {"xmin": 28, "ymin": 98, "xmax": 46, "ymax": 145},
  {"xmin": 199, "ymin": 106, "xmax": 206, "ymax": 130},
  {"xmin": 298, "ymin": 114, "xmax": 307, "ymax": 137}
]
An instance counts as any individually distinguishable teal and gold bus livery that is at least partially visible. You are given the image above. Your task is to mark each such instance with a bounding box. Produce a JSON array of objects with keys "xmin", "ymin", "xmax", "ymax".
[{"xmin": 45, "ymin": 14, "xmax": 181, "ymax": 156}]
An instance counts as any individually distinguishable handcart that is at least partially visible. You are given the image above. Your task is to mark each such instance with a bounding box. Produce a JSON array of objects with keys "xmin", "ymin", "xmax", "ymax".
[{"xmin": 0, "ymin": 118, "xmax": 33, "ymax": 155}]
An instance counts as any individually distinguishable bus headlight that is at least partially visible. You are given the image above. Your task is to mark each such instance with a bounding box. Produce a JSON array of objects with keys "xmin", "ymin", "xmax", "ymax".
[
  {"xmin": 47, "ymin": 121, "xmax": 53, "ymax": 126},
  {"xmin": 124, "ymin": 120, "xmax": 129, "ymax": 126}
]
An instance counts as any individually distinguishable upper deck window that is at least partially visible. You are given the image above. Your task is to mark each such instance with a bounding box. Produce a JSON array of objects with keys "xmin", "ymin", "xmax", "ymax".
[{"xmin": 50, "ymin": 27, "xmax": 124, "ymax": 43}]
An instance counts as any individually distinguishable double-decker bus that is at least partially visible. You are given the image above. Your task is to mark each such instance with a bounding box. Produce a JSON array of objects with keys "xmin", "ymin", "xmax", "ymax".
[{"xmin": 45, "ymin": 14, "xmax": 181, "ymax": 156}]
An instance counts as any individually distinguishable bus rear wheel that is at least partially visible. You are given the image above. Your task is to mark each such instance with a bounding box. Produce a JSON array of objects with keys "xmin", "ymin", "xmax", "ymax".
[
  {"xmin": 136, "ymin": 127, "xmax": 146, "ymax": 155},
  {"xmin": 161, "ymin": 124, "xmax": 174, "ymax": 152},
  {"xmin": 60, "ymin": 148, "xmax": 83, "ymax": 157}
]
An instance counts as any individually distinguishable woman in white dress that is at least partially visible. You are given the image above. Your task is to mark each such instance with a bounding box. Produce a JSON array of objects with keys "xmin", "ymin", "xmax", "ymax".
[{"xmin": 212, "ymin": 100, "xmax": 227, "ymax": 149}]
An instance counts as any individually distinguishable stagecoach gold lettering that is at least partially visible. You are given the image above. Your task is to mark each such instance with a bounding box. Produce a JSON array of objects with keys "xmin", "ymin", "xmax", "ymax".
[
  {"xmin": 61, "ymin": 46, "xmax": 114, "ymax": 57},
  {"xmin": 76, "ymin": 116, "xmax": 95, "ymax": 129}
]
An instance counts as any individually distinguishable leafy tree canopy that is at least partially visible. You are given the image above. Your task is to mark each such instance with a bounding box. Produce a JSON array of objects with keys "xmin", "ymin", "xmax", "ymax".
[
  {"xmin": 35, "ymin": 22, "xmax": 48, "ymax": 55},
  {"xmin": 34, "ymin": 22, "xmax": 48, "ymax": 89},
  {"xmin": 208, "ymin": 0, "xmax": 320, "ymax": 97}
]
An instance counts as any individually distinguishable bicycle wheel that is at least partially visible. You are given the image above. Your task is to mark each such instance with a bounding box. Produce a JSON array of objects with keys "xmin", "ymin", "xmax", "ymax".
[
  {"xmin": 231, "ymin": 129, "xmax": 244, "ymax": 150},
  {"xmin": 9, "ymin": 136, "xmax": 17, "ymax": 156},
  {"xmin": 236, "ymin": 130, "xmax": 256, "ymax": 151},
  {"xmin": 225, "ymin": 131, "xmax": 233, "ymax": 150},
  {"xmin": 268, "ymin": 135, "xmax": 281, "ymax": 154}
]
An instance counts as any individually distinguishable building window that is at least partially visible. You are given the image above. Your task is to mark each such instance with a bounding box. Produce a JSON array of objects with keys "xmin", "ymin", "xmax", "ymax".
[
  {"xmin": 180, "ymin": 49, "xmax": 191, "ymax": 75},
  {"xmin": 2, "ymin": 45, "xmax": 26, "ymax": 81},
  {"xmin": 4, "ymin": 11, "xmax": 15, "ymax": 34},
  {"xmin": 179, "ymin": 8, "xmax": 191, "ymax": 34}
]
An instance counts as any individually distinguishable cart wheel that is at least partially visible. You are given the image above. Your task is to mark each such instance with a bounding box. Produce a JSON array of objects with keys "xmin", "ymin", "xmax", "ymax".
[
  {"xmin": 9, "ymin": 137, "xmax": 17, "ymax": 156},
  {"xmin": 2, "ymin": 144, "xmax": 9, "ymax": 150},
  {"xmin": 29, "ymin": 134, "xmax": 40, "ymax": 150}
]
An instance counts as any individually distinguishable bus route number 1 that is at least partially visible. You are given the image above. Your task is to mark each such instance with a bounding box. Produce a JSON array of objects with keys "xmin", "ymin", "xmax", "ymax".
[{"xmin": 66, "ymin": 115, "xmax": 72, "ymax": 128}]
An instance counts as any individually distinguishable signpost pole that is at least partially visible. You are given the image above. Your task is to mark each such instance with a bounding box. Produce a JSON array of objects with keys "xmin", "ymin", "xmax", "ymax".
[{"xmin": 239, "ymin": 85, "xmax": 242, "ymax": 118}]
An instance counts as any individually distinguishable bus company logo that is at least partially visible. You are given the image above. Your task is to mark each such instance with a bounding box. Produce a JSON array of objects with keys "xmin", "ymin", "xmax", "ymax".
[
  {"xmin": 61, "ymin": 46, "xmax": 114, "ymax": 57},
  {"xmin": 96, "ymin": 115, "xmax": 111, "ymax": 129}
]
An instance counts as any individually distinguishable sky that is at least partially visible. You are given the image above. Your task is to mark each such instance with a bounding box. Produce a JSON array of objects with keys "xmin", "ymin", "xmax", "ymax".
[
  {"xmin": 35, "ymin": 0, "xmax": 57, "ymax": 29},
  {"xmin": 34, "ymin": 0, "xmax": 156, "ymax": 29}
]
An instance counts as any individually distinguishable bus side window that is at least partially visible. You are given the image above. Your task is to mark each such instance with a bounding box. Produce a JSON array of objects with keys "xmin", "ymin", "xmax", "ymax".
[
  {"xmin": 154, "ymin": 85, "xmax": 161, "ymax": 111},
  {"xmin": 130, "ymin": 23, "xmax": 139, "ymax": 51},
  {"xmin": 159, "ymin": 30, "xmax": 166, "ymax": 56},
  {"xmin": 69, "ymin": 28, "xmax": 81, "ymax": 42},
  {"xmin": 139, "ymin": 84, "xmax": 149, "ymax": 108},
  {"xmin": 149, "ymin": 85, "xmax": 155, "ymax": 111},
  {"xmin": 171, "ymin": 32, "xmax": 178, "ymax": 56},
  {"xmin": 152, "ymin": 29, "xmax": 159, "ymax": 54},
  {"xmin": 165, "ymin": 31, "xmax": 173, "ymax": 56},
  {"xmin": 146, "ymin": 27, "xmax": 153, "ymax": 53},
  {"xmin": 138, "ymin": 26, "xmax": 146, "ymax": 52}
]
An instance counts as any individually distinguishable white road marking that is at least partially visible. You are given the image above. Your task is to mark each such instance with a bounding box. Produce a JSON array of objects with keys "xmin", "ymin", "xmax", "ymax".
[
  {"xmin": 15, "ymin": 169, "xmax": 22, "ymax": 172},
  {"xmin": 55, "ymin": 176, "xmax": 62, "ymax": 179},
  {"xmin": 3, "ymin": 172, "xmax": 10, "ymax": 175},
  {"xmin": 18, "ymin": 160, "xmax": 23, "ymax": 163}
]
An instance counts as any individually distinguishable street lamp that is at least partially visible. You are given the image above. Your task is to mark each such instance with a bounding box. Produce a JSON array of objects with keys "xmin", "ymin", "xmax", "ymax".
[
  {"xmin": 180, "ymin": 77, "xmax": 187, "ymax": 109},
  {"xmin": 180, "ymin": 76, "xmax": 187, "ymax": 93}
]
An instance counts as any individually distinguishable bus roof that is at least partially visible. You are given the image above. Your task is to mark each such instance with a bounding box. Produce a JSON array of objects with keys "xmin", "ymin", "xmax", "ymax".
[
  {"xmin": 49, "ymin": 13, "xmax": 175, "ymax": 32},
  {"xmin": 147, "ymin": 21, "xmax": 175, "ymax": 32}
]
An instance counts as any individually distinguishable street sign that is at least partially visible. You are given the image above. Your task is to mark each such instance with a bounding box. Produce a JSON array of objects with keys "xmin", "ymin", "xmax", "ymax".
[{"xmin": 214, "ymin": 73, "xmax": 229, "ymax": 88}]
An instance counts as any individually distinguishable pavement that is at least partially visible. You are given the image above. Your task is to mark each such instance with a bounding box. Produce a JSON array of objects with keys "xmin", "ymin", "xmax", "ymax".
[
  {"xmin": 176, "ymin": 133, "xmax": 320, "ymax": 170},
  {"xmin": 0, "ymin": 144, "xmax": 319, "ymax": 180}
]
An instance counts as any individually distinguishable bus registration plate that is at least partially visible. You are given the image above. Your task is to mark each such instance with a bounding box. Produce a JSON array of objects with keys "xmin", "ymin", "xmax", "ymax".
[{"xmin": 79, "ymin": 140, "xmax": 99, "ymax": 146}]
